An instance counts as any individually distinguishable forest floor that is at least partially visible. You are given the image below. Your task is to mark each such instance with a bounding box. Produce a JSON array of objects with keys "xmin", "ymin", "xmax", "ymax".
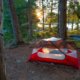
[{"xmin": 5, "ymin": 44, "xmax": 80, "ymax": 80}]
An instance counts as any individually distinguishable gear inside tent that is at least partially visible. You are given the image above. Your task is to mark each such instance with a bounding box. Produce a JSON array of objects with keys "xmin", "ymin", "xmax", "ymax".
[{"xmin": 28, "ymin": 37, "xmax": 80, "ymax": 69}]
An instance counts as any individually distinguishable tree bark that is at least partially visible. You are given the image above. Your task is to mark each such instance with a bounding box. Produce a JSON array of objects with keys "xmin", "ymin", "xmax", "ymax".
[
  {"xmin": 76, "ymin": 18, "xmax": 79, "ymax": 34},
  {"xmin": 71, "ymin": 20, "xmax": 74, "ymax": 30},
  {"xmin": 49, "ymin": 0, "xmax": 53, "ymax": 31},
  {"xmin": 0, "ymin": 0, "xmax": 6, "ymax": 79},
  {"xmin": 27, "ymin": 9, "xmax": 33, "ymax": 39},
  {"xmin": 42, "ymin": 0, "xmax": 45, "ymax": 30},
  {"xmin": 27, "ymin": 1, "xmax": 33, "ymax": 39},
  {"xmin": 58, "ymin": 0, "xmax": 67, "ymax": 40},
  {"xmin": 8, "ymin": 0, "xmax": 23, "ymax": 44}
]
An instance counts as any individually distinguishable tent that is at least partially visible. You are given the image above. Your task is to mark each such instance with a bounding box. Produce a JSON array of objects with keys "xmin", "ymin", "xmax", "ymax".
[{"xmin": 28, "ymin": 37, "xmax": 80, "ymax": 69}]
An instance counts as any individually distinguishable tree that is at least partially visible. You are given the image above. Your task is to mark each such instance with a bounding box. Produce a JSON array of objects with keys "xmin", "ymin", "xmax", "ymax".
[
  {"xmin": 42, "ymin": 0, "xmax": 45, "ymax": 30},
  {"xmin": 68, "ymin": 0, "xmax": 80, "ymax": 32},
  {"xmin": 0, "ymin": 0, "xmax": 6, "ymax": 79},
  {"xmin": 58, "ymin": 0, "xmax": 67, "ymax": 41},
  {"xmin": 46, "ymin": 0, "xmax": 58, "ymax": 31},
  {"xmin": 46, "ymin": 12, "xmax": 57, "ymax": 31},
  {"xmin": 74, "ymin": 1, "xmax": 80, "ymax": 33},
  {"xmin": 68, "ymin": 0, "xmax": 77, "ymax": 30},
  {"xmin": 8, "ymin": 0, "xmax": 23, "ymax": 44},
  {"xmin": 26, "ymin": 0, "xmax": 37, "ymax": 39},
  {"xmin": 48, "ymin": 0, "xmax": 54, "ymax": 31}
]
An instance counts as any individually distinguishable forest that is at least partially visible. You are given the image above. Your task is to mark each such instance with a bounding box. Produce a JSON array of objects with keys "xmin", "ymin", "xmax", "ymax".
[
  {"xmin": 2, "ymin": 0, "xmax": 80, "ymax": 47},
  {"xmin": 0, "ymin": 0, "xmax": 80, "ymax": 80}
]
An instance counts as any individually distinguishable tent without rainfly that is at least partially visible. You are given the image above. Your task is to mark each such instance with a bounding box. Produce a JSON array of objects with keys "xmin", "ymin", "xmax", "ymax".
[{"xmin": 28, "ymin": 37, "xmax": 80, "ymax": 69}]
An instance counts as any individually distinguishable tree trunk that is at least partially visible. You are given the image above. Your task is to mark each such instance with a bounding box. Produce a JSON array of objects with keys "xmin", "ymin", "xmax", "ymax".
[
  {"xmin": 76, "ymin": 18, "xmax": 79, "ymax": 34},
  {"xmin": 49, "ymin": 0, "xmax": 53, "ymax": 31},
  {"xmin": 42, "ymin": 0, "xmax": 45, "ymax": 30},
  {"xmin": 27, "ymin": 9, "xmax": 33, "ymax": 39},
  {"xmin": 58, "ymin": 0, "xmax": 67, "ymax": 40},
  {"xmin": 49, "ymin": 23, "xmax": 52, "ymax": 31},
  {"xmin": 71, "ymin": 21, "xmax": 74, "ymax": 30},
  {"xmin": 0, "ymin": 0, "xmax": 6, "ymax": 79},
  {"xmin": 27, "ymin": 1, "xmax": 33, "ymax": 40},
  {"xmin": 8, "ymin": 0, "xmax": 23, "ymax": 44}
]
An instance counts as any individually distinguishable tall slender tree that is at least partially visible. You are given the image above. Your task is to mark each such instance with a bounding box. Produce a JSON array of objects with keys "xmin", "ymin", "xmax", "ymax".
[
  {"xmin": 8, "ymin": 0, "xmax": 23, "ymax": 44},
  {"xmin": 26, "ymin": 0, "xmax": 37, "ymax": 39},
  {"xmin": 74, "ymin": 1, "xmax": 80, "ymax": 33},
  {"xmin": 45, "ymin": 0, "xmax": 58, "ymax": 31},
  {"xmin": 48, "ymin": 0, "xmax": 53, "ymax": 31},
  {"xmin": 68, "ymin": 0, "xmax": 76, "ymax": 30},
  {"xmin": 42, "ymin": 0, "xmax": 45, "ymax": 30},
  {"xmin": 0, "ymin": 0, "xmax": 6, "ymax": 79},
  {"xmin": 68, "ymin": 0, "xmax": 80, "ymax": 32},
  {"xmin": 58, "ymin": 0, "xmax": 67, "ymax": 41},
  {"xmin": 36, "ymin": 0, "xmax": 45, "ymax": 30}
]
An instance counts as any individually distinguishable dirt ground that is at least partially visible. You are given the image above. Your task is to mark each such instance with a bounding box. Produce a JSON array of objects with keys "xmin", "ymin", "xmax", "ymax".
[{"xmin": 5, "ymin": 44, "xmax": 80, "ymax": 80}]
